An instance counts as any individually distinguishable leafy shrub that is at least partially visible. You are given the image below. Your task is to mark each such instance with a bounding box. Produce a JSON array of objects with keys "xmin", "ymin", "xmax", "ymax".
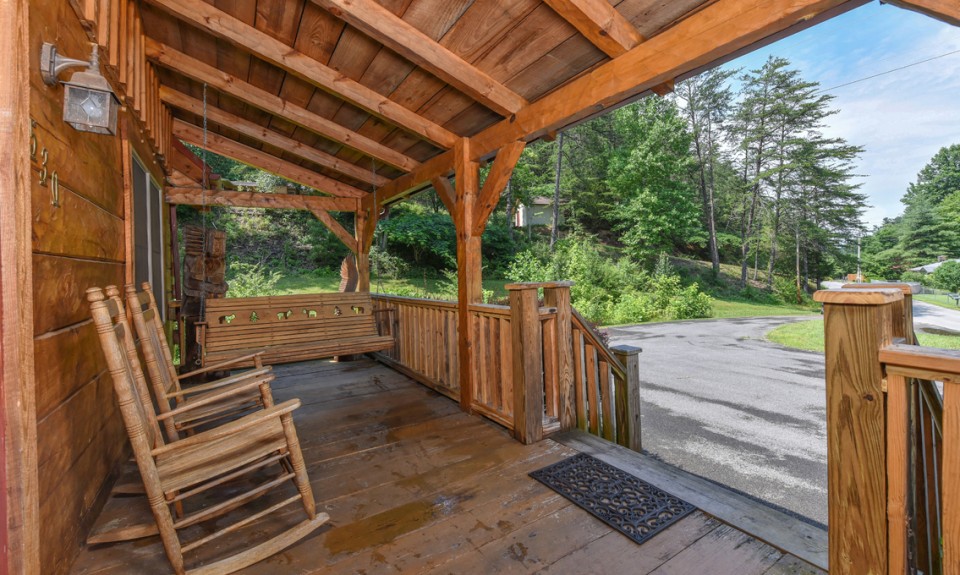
[
  {"xmin": 898, "ymin": 271, "xmax": 930, "ymax": 286},
  {"xmin": 933, "ymin": 261, "xmax": 960, "ymax": 292},
  {"xmin": 773, "ymin": 276, "xmax": 802, "ymax": 304},
  {"xmin": 667, "ymin": 285, "xmax": 713, "ymax": 319},
  {"xmin": 369, "ymin": 246, "xmax": 407, "ymax": 280},
  {"xmin": 606, "ymin": 290, "xmax": 657, "ymax": 325},
  {"xmin": 226, "ymin": 262, "xmax": 283, "ymax": 298}
]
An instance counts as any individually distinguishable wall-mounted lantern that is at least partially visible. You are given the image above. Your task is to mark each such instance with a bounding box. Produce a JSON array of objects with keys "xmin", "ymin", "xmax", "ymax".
[{"xmin": 40, "ymin": 42, "xmax": 119, "ymax": 135}]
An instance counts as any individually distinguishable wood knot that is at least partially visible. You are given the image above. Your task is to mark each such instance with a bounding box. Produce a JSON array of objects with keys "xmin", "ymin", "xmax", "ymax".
[{"xmin": 863, "ymin": 393, "xmax": 875, "ymax": 402}]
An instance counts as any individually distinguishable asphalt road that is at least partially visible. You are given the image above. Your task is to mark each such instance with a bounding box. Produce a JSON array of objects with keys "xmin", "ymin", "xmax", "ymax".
[
  {"xmin": 607, "ymin": 315, "xmax": 829, "ymax": 526},
  {"xmin": 914, "ymin": 299, "xmax": 960, "ymax": 333}
]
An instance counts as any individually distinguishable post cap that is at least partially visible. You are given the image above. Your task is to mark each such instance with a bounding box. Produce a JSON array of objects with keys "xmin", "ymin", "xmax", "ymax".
[
  {"xmin": 813, "ymin": 288, "xmax": 903, "ymax": 305},
  {"xmin": 610, "ymin": 344, "xmax": 642, "ymax": 355}
]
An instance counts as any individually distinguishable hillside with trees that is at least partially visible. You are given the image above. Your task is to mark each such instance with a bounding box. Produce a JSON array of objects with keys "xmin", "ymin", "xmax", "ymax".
[
  {"xmin": 179, "ymin": 56, "xmax": 872, "ymax": 324},
  {"xmin": 861, "ymin": 143, "xmax": 960, "ymax": 290}
]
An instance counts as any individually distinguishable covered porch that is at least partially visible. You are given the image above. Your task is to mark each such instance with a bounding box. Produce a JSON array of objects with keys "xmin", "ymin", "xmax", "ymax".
[
  {"xmin": 70, "ymin": 357, "xmax": 827, "ymax": 574},
  {"xmin": 4, "ymin": 0, "xmax": 960, "ymax": 573}
]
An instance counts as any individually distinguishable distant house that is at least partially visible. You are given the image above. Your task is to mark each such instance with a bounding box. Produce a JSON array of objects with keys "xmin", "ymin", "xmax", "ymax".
[
  {"xmin": 514, "ymin": 196, "xmax": 561, "ymax": 227},
  {"xmin": 909, "ymin": 256, "xmax": 960, "ymax": 274}
]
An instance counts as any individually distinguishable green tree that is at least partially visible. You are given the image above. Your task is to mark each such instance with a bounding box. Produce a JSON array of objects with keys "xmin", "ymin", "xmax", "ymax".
[
  {"xmin": 932, "ymin": 261, "xmax": 960, "ymax": 292},
  {"xmin": 611, "ymin": 97, "xmax": 702, "ymax": 263}
]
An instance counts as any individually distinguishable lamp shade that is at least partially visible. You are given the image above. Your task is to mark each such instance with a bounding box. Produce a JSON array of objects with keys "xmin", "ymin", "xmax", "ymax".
[{"xmin": 62, "ymin": 68, "xmax": 120, "ymax": 135}]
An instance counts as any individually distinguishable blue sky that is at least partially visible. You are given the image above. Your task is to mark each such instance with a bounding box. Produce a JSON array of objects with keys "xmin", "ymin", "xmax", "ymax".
[{"xmin": 719, "ymin": 1, "xmax": 960, "ymax": 228}]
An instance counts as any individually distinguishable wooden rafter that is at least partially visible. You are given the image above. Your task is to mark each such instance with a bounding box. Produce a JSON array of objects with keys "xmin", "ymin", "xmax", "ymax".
[
  {"xmin": 143, "ymin": 0, "xmax": 457, "ymax": 150},
  {"xmin": 375, "ymin": 0, "xmax": 864, "ymax": 206},
  {"xmin": 543, "ymin": 0, "xmax": 644, "ymax": 58},
  {"xmin": 160, "ymin": 88, "xmax": 387, "ymax": 188},
  {"xmin": 884, "ymin": 0, "xmax": 960, "ymax": 26},
  {"xmin": 312, "ymin": 0, "xmax": 527, "ymax": 117},
  {"xmin": 168, "ymin": 139, "xmax": 219, "ymax": 184},
  {"xmin": 473, "ymin": 140, "xmax": 526, "ymax": 235},
  {"xmin": 145, "ymin": 39, "xmax": 419, "ymax": 172},
  {"xmin": 164, "ymin": 188, "xmax": 359, "ymax": 212},
  {"xmin": 470, "ymin": 0, "xmax": 866, "ymax": 159},
  {"xmin": 173, "ymin": 120, "xmax": 367, "ymax": 198},
  {"xmin": 309, "ymin": 208, "xmax": 358, "ymax": 254}
]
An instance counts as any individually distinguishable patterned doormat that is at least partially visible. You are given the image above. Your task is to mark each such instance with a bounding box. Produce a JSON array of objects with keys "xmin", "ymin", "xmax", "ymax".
[{"xmin": 530, "ymin": 453, "xmax": 695, "ymax": 546}]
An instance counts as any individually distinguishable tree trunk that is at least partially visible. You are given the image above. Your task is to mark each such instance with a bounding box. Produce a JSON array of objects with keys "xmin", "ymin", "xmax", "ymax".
[
  {"xmin": 550, "ymin": 131, "xmax": 564, "ymax": 251},
  {"xmin": 795, "ymin": 225, "xmax": 802, "ymax": 303}
]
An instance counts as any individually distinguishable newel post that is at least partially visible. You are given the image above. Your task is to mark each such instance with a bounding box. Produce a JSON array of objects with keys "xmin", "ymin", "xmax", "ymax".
[
  {"xmin": 508, "ymin": 283, "xmax": 544, "ymax": 444},
  {"xmin": 543, "ymin": 283, "xmax": 575, "ymax": 430},
  {"xmin": 612, "ymin": 344, "xmax": 642, "ymax": 452},
  {"xmin": 813, "ymin": 288, "xmax": 903, "ymax": 575}
]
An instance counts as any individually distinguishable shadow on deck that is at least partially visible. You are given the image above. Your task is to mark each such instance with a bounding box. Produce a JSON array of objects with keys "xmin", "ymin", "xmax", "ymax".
[{"xmin": 71, "ymin": 358, "xmax": 826, "ymax": 574}]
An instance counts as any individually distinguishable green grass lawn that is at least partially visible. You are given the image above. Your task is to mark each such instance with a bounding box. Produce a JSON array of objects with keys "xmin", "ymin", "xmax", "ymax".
[
  {"xmin": 915, "ymin": 293, "xmax": 960, "ymax": 311},
  {"xmin": 767, "ymin": 318, "xmax": 960, "ymax": 353},
  {"xmin": 711, "ymin": 298, "xmax": 819, "ymax": 319}
]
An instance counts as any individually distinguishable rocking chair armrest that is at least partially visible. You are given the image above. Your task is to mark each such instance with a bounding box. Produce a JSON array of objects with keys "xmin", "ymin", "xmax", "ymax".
[
  {"xmin": 156, "ymin": 375, "xmax": 273, "ymax": 423},
  {"xmin": 178, "ymin": 352, "xmax": 266, "ymax": 380},
  {"xmin": 166, "ymin": 367, "xmax": 273, "ymax": 398},
  {"xmin": 152, "ymin": 399, "xmax": 301, "ymax": 457}
]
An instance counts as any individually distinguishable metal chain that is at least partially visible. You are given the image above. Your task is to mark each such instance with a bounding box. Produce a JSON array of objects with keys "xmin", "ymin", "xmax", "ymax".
[
  {"xmin": 373, "ymin": 162, "xmax": 384, "ymax": 295},
  {"xmin": 197, "ymin": 83, "xmax": 210, "ymax": 364}
]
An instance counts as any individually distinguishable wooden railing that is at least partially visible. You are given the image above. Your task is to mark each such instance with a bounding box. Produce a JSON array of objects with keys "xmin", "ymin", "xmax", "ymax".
[
  {"xmin": 372, "ymin": 282, "xmax": 641, "ymax": 450},
  {"xmin": 815, "ymin": 283, "xmax": 953, "ymax": 575}
]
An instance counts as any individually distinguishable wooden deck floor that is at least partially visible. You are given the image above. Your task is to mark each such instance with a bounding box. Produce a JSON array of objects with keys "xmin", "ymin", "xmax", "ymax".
[{"xmin": 71, "ymin": 358, "xmax": 826, "ymax": 575}]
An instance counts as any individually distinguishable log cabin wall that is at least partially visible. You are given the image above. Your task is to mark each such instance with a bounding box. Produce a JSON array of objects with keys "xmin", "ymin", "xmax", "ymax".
[{"xmin": 28, "ymin": 1, "xmax": 167, "ymax": 573}]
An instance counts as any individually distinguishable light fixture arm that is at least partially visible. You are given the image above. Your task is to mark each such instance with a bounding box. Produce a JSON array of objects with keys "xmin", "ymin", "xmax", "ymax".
[{"xmin": 40, "ymin": 42, "xmax": 99, "ymax": 86}]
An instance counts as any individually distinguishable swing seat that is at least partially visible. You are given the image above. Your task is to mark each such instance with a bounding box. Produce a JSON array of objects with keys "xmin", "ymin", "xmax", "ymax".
[{"xmin": 197, "ymin": 292, "xmax": 395, "ymax": 367}]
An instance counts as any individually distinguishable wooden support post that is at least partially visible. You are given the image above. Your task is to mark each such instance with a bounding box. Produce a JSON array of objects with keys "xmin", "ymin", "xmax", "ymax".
[
  {"xmin": 611, "ymin": 344, "xmax": 642, "ymax": 452},
  {"xmin": 453, "ymin": 138, "xmax": 481, "ymax": 412},
  {"xmin": 356, "ymin": 196, "xmax": 378, "ymax": 293},
  {"xmin": 543, "ymin": 283, "xmax": 575, "ymax": 430},
  {"xmin": 813, "ymin": 288, "xmax": 904, "ymax": 575},
  {"xmin": 508, "ymin": 284, "xmax": 544, "ymax": 444}
]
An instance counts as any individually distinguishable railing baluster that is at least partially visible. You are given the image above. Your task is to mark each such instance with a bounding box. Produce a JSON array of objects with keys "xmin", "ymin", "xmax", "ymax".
[
  {"xmin": 572, "ymin": 329, "xmax": 586, "ymax": 431},
  {"xmin": 585, "ymin": 345, "xmax": 599, "ymax": 435},
  {"xmin": 943, "ymin": 382, "xmax": 960, "ymax": 573},
  {"xmin": 887, "ymin": 372, "xmax": 910, "ymax": 575}
]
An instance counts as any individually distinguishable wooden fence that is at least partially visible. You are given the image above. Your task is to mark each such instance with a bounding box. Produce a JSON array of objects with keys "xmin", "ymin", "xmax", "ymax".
[
  {"xmin": 816, "ymin": 283, "xmax": 955, "ymax": 575},
  {"xmin": 372, "ymin": 282, "xmax": 641, "ymax": 450}
]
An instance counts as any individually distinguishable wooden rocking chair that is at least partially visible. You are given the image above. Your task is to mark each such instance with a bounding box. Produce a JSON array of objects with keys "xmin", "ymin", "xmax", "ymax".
[
  {"xmin": 88, "ymin": 286, "xmax": 328, "ymax": 575},
  {"xmin": 119, "ymin": 283, "xmax": 274, "ymax": 441}
]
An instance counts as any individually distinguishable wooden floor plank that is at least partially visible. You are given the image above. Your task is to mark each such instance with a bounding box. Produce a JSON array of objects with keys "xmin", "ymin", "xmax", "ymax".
[
  {"xmin": 537, "ymin": 512, "xmax": 721, "ymax": 574},
  {"xmin": 71, "ymin": 358, "xmax": 824, "ymax": 575},
  {"xmin": 647, "ymin": 524, "xmax": 783, "ymax": 575},
  {"xmin": 553, "ymin": 430, "xmax": 829, "ymax": 571}
]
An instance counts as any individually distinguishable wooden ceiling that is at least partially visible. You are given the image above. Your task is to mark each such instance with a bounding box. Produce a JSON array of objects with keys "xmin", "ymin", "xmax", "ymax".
[{"xmin": 141, "ymin": 0, "xmax": 875, "ymax": 202}]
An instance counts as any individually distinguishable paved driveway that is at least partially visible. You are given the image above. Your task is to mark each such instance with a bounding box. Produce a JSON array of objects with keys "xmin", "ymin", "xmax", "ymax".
[
  {"xmin": 607, "ymin": 315, "xmax": 828, "ymax": 526},
  {"xmin": 914, "ymin": 300, "xmax": 960, "ymax": 333}
]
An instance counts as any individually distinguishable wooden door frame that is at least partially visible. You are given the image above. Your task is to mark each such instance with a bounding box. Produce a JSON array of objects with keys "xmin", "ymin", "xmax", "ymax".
[{"xmin": 1, "ymin": 0, "xmax": 39, "ymax": 573}]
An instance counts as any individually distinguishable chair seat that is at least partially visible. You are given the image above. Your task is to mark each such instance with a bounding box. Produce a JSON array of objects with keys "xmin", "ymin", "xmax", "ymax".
[{"xmin": 156, "ymin": 417, "xmax": 287, "ymax": 494}]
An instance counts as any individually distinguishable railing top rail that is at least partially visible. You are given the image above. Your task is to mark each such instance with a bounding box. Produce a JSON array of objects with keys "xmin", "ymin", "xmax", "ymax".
[
  {"xmin": 505, "ymin": 281, "xmax": 574, "ymax": 290},
  {"xmin": 571, "ymin": 308, "xmax": 626, "ymax": 378},
  {"xmin": 881, "ymin": 342, "xmax": 960, "ymax": 379},
  {"xmin": 370, "ymin": 293, "xmax": 458, "ymax": 309},
  {"xmin": 813, "ymin": 288, "xmax": 904, "ymax": 305},
  {"xmin": 467, "ymin": 302, "xmax": 511, "ymax": 316},
  {"xmin": 842, "ymin": 283, "xmax": 919, "ymax": 295}
]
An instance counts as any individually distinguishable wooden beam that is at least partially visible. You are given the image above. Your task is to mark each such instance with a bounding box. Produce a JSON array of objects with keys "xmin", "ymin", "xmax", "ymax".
[
  {"xmin": 1, "ymin": 0, "xmax": 39, "ymax": 572},
  {"xmin": 145, "ymin": 40, "xmax": 419, "ymax": 172},
  {"xmin": 651, "ymin": 80, "xmax": 675, "ymax": 97},
  {"xmin": 372, "ymin": 0, "xmax": 863, "ymax": 207},
  {"xmin": 469, "ymin": 0, "xmax": 865, "ymax": 159},
  {"xmin": 884, "ymin": 0, "xmax": 960, "ymax": 26},
  {"xmin": 309, "ymin": 209, "xmax": 358, "ymax": 254},
  {"xmin": 312, "ymin": 0, "xmax": 527, "ymax": 117},
  {"xmin": 431, "ymin": 177, "xmax": 455, "ymax": 214},
  {"xmin": 543, "ymin": 0, "xmax": 644, "ymax": 58},
  {"xmin": 173, "ymin": 120, "xmax": 367, "ymax": 199},
  {"xmin": 164, "ymin": 188, "xmax": 359, "ymax": 212},
  {"xmin": 161, "ymin": 88, "xmax": 386, "ymax": 188},
  {"xmin": 144, "ymin": 0, "xmax": 456, "ymax": 149},
  {"xmin": 166, "ymin": 170, "xmax": 198, "ymax": 188},
  {"xmin": 473, "ymin": 140, "xmax": 525, "ymax": 235},
  {"xmin": 168, "ymin": 138, "xmax": 219, "ymax": 185}
]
